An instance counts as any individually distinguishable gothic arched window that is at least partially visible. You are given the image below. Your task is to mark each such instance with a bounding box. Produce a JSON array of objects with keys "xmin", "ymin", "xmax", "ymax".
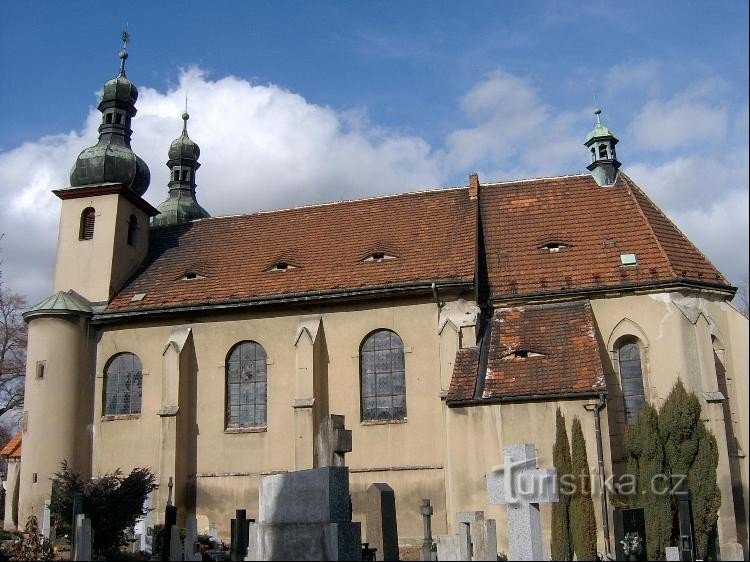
[
  {"xmin": 360, "ymin": 329, "xmax": 406, "ymax": 422},
  {"xmin": 103, "ymin": 352, "xmax": 143, "ymax": 416},
  {"xmin": 618, "ymin": 340, "xmax": 645, "ymax": 424},
  {"xmin": 80, "ymin": 207, "xmax": 96, "ymax": 240},
  {"xmin": 127, "ymin": 214, "xmax": 138, "ymax": 246},
  {"xmin": 226, "ymin": 341, "xmax": 267, "ymax": 428}
]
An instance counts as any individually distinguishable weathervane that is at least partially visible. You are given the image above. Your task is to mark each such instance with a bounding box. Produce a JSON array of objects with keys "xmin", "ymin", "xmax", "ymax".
[{"xmin": 118, "ymin": 26, "xmax": 130, "ymax": 77}]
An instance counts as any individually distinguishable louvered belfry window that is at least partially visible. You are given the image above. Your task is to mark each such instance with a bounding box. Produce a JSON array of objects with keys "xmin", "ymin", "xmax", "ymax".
[
  {"xmin": 360, "ymin": 329, "xmax": 407, "ymax": 421},
  {"xmin": 79, "ymin": 207, "xmax": 96, "ymax": 240},
  {"xmin": 226, "ymin": 341, "xmax": 267, "ymax": 428},
  {"xmin": 127, "ymin": 214, "xmax": 138, "ymax": 246},
  {"xmin": 104, "ymin": 353, "xmax": 143, "ymax": 416},
  {"xmin": 618, "ymin": 341, "xmax": 646, "ymax": 424}
]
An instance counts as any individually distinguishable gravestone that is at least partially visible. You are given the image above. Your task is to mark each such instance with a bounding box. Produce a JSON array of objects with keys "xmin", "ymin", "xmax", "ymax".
[
  {"xmin": 231, "ymin": 509, "xmax": 250, "ymax": 561},
  {"xmin": 613, "ymin": 508, "xmax": 647, "ymax": 562},
  {"xmin": 253, "ymin": 415, "xmax": 360, "ymax": 560},
  {"xmin": 317, "ymin": 414, "xmax": 353, "ymax": 467},
  {"xmin": 487, "ymin": 443, "xmax": 558, "ymax": 561},
  {"xmin": 72, "ymin": 514, "xmax": 92, "ymax": 562},
  {"xmin": 665, "ymin": 546, "xmax": 681, "ymax": 561},
  {"xmin": 419, "ymin": 499, "xmax": 435, "ymax": 562},
  {"xmin": 169, "ymin": 525, "xmax": 183, "ymax": 562},
  {"xmin": 675, "ymin": 486, "xmax": 695, "ymax": 561},
  {"xmin": 436, "ymin": 533, "xmax": 467, "ymax": 561},
  {"xmin": 366, "ymin": 483, "xmax": 399, "ymax": 561},
  {"xmin": 162, "ymin": 477, "xmax": 177, "ymax": 562},
  {"xmin": 456, "ymin": 511, "xmax": 497, "ymax": 561},
  {"xmin": 184, "ymin": 516, "xmax": 201, "ymax": 562},
  {"xmin": 42, "ymin": 499, "xmax": 54, "ymax": 541}
]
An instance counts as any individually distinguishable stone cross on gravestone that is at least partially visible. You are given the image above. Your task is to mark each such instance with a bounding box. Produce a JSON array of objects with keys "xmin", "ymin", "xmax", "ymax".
[
  {"xmin": 487, "ymin": 443, "xmax": 558, "ymax": 561},
  {"xmin": 318, "ymin": 414, "xmax": 353, "ymax": 467},
  {"xmin": 420, "ymin": 498, "xmax": 435, "ymax": 562}
]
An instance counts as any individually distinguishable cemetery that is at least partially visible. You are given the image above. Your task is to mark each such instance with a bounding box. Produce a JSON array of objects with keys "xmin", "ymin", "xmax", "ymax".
[{"xmin": 1, "ymin": 394, "xmax": 737, "ymax": 561}]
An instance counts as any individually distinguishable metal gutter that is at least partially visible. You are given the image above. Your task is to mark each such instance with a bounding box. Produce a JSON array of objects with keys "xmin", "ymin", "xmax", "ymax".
[
  {"xmin": 491, "ymin": 278, "xmax": 736, "ymax": 305},
  {"xmin": 446, "ymin": 390, "xmax": 605, "ymax": 407},
  {"xmin": 93, "ymin": 279, "xmax": 472, "ymax": 324}
]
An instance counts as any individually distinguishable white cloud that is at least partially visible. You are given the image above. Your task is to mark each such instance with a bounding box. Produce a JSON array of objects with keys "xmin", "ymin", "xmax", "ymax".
[
  {"xmin": 626, "ymin": 149, "xmax": 749, "ymax": 285},
  {"xmin": 0, "ymin": 66, "xmax": 746, "ymax": 306},
  {"xmin": 445, "ymin": 69, "xmax": 585, "ymax": 177},
  {"xmin": 629, "ymin": 95, "xmax": 728, "ymax": 152},
  {"xmin": 0, "ymin": 68, "xmax": 442, "ymax": 304},
  {"xmin": 604, "ymin": 60, "xmax": 662, "ymax": 98}
]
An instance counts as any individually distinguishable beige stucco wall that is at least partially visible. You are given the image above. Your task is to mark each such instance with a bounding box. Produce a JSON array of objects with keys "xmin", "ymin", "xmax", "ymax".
[
  {"xmin": 91, "ymin": 295, "xmax": 464, "ymax": 539},
  {"xmin": 444, "ymin": 398, "xmax": 610, "ymax": 558},
  {"xmin": 19, "ymin": 314, "xmax": 93, "ymax": 525},
  {"xmin": 53, "ymin": 193, "xmax": 150, "ymax": 303},
  {"xmin": 591, "ymin": 290, "xmax": 749, "ymax": 556}
]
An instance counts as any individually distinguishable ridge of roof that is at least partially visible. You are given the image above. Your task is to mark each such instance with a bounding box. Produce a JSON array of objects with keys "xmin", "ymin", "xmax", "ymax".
[
  {"xmin": 481, "ymin": 172, "xmax": 589, "ymax": 187},
  {"xmin": 152, "ymin": 184, "xmax": 468, "ymax": 227}
]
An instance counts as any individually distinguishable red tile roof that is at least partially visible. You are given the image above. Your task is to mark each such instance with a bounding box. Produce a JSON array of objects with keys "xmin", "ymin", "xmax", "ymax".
[
  {"xmin": 107, "ymin": 188, "xmax": 477, "ymax": 312},
  {"xmin": 479, "ymin": 173, "xmax": 730, "ymax": 301},
  {"xmin": 447, "ymin": 301, "xmax": 605, "ymax": 403},
  {"xmin": 0, "ymin": 432, "xmax": 21, "ymax": 459},
  {"xmin": 103, "ymin": 172, "xmax": 731, "ymax": 316}
]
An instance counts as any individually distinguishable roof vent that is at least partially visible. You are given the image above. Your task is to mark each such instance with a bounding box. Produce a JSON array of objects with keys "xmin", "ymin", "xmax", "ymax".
[
  {"xmin": 182, "ymin": 271, "xmax": 206, "ymax": 280},
  {"xmin": 620, "ymin": 253, "xmax": 637, "ymax": 266},
  {"xmin": 131, "ymin": 293, "xmax": 146, "ymax": 302},
  {"xmin": 502, "ymin": 350, "xmax": 544, "ymax": 360},
  {"xmin": 269, "ymin": 261, "xmax": 298, "ymax": 272},
  {"xmin": 539, "ymin": 242, "xmax": 569, "ymax": 253},
  {"xmin": 363, "ymin": 252, "xmax": 397, "ymax": 263}
]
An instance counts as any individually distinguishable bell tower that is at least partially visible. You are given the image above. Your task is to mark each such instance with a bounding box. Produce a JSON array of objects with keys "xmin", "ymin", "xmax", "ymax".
[
  {"xmin": 585, "ymin": 108, "xmax": 621, "ymax": 187},
  {"xmin": 152, "ymin": 108, "xmax": 210, "ymax": 227},
  {"xmin": 53, "ymin": 31, "xmax": 158, "ymax": 303}
]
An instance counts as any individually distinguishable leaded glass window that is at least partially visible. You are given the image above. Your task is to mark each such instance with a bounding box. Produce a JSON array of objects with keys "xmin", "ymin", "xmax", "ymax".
[
  {"xmin": 226, "ymin": 341, "xmax": 267, "ymax": 428},
  {"xmin": 360, "ymin": 330, "xmax": 406, "ymax": 422},
  {"xmin": 104, "ymin": 352, "xmax": 143, "ymax": 416},
  {"xmin": 618, "ymin": 341, "xmax": 645, "ymax": 424}
]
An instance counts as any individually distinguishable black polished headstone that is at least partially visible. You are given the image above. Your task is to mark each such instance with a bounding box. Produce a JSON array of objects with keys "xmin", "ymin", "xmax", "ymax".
[{"xmin": 613, "ymin": 507, "xmax": 647, "ymax": 561}]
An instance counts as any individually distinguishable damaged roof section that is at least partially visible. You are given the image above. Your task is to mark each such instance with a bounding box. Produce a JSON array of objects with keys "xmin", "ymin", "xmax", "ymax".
[{"xmin": 446, "ymin": 300, "xmax": 606, "ymax": 404}]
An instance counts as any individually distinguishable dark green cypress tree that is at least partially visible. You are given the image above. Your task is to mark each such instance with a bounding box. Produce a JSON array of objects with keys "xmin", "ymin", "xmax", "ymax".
[
  {"xmin": 551, "ymin": 408, "xmax": 573, "ymax": 561},
  {"xmin": 659, "ymin": 380, "xmax": 701, "ymax": 476},
  {"xmin": 625, "ymin": 404, "xmax": 672, "ymax": 561},
  {"xmin": 569, "ymin": 416, "xmax": 598, "ymax": 561},
  {"xmin": 688, "ymin": 422, "xmax": 721, "ymax": 559}
]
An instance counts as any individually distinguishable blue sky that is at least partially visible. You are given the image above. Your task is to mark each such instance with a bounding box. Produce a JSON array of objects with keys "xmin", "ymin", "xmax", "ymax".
[{"xmin": 0, "ymin": 1, "xmax": 748, "ymax": 304}]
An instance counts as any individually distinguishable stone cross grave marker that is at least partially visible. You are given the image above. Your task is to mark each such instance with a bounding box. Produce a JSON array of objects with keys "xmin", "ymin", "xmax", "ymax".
[
  {"xmin": 487, "ymin": 443, "xmax": 558, "ymax": 561},
  {"xmin": 420, "ymin": 498, "xmax": 435, "ymax": 562},
  {"xmin": 317, "ymin": 414, "xmax": 353, "ymax": 467}
]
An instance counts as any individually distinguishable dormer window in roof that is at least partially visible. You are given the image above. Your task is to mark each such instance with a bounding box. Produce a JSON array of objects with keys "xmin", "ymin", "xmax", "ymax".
[
  {"xmin": 268, "ymin": 261, "xmax": 298, "ymax": 272},
  {"xmin": 363, "ymin": 251, "xmax": 398, "ymax": 263},
  {"xmin": 538, "ymin": 241, "xmax": 570, "ymax": 253},
  {"xmin": 181, "ymin": 271, "xmax": 206, "ymax": 281},
  {"xmin": 501, "ymin": 350, "xmax": 545, "ymax": 360}
]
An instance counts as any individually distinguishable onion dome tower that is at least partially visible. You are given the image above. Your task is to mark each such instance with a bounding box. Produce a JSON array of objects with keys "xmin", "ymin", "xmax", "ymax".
[
  {"xmin": 585, "ymin": 108, "xmax": 621, "ymax": 186},
  {"xmin": 69, "ymin": 32, "xmax": 150, "ymax": 195},
  {"xmin": 152, "ymin": 109, "xmax": 210, "ymax": 226}
]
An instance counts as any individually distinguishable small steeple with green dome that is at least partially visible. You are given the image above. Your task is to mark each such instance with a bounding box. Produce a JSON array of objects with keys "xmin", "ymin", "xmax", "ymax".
[
  {"xmin": 69, "ymin": 31, "xmax": 151, "ymax": 196},
  {"xmin": 152, "ymin": 108, "xmax": 210, "ymax": 227},
  {"xmin": 584, "ymin": 108, "xmax": 621, "ymax": 186}
]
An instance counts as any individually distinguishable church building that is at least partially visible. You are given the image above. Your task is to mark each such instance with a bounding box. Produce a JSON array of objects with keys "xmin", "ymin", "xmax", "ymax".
[{"xmin": 10, "ymin": 42, "xmax": 749, "ymax": 559}]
